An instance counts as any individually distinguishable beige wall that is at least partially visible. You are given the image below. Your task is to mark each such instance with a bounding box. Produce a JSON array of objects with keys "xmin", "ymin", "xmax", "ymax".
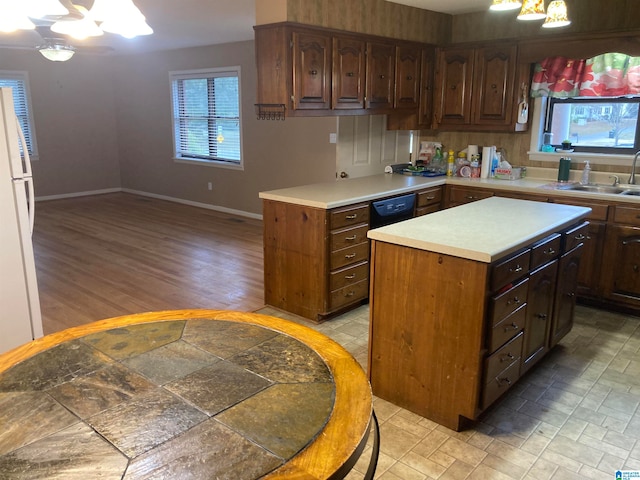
[{"xmin": 0, "ymin": 49, "xmax": 121, "ymax": 197}]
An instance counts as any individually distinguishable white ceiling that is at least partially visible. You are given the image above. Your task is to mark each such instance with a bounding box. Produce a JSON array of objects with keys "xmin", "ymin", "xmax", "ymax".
[{"xmin": 0, "ymin": 0, "xmax": 488, "ymax": 56}]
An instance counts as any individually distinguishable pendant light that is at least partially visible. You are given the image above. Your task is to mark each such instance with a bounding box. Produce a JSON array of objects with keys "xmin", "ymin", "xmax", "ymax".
[
  {"xmin": 542, "ymin": 0, "xmax": 571, "ymax": 28},
  {"xmin": 90, "ymin": 0, "xmax": 153, "ymax": 38},
  {"xmin": 38, "ymin": 43, "xmax": 75, "ymax": 61},
  {"xmin": 489, "ymin": 0, "xmax": 522, "ymax": 11},
  {"xmin": 51, "ymin": 5, "xmax": 103, "ymax": 39},
  {"xmin": 517, "ymin": 0, "xmax": 546, "ymax": 21},
  {"xmin": 26, "ymin": 0, "xmax": 69, "ymax": 18}
]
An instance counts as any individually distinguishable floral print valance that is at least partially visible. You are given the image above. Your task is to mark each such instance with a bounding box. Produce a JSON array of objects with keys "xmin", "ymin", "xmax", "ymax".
[{"xmin": 531, "ymin": 53, "xmax": 640, "ymax": 98}]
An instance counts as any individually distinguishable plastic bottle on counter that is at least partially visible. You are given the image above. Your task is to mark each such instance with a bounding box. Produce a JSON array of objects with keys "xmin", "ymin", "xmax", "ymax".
[
  {"xmin": 581, "ymin": 160, "xmax": 591, "ymax": 184},
  {"xmin": 470, "ymin": 154, "xmax": 480, "ymax": 178},
  {"xmin": 446, "ymin": 150, "xmax": 455, "ymax": 176}
]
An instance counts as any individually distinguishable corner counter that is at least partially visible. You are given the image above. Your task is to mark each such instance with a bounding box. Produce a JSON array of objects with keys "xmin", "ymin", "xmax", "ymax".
[{"xmin": 367, "ymin": 197, "xmax": 591, "ymax": 431}]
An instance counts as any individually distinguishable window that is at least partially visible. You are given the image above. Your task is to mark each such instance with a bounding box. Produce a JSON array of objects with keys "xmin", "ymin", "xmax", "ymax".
[
  {"xmin": 170, "ymin": 67, "xmax": 242, "ymax": 167},
  {"xmin": 545, "ymin": 96, "xmax": 640, "ymax": 154},
  {"xmin": 0, "ymin": 71, "xmax": 37, "ymax": 158}
]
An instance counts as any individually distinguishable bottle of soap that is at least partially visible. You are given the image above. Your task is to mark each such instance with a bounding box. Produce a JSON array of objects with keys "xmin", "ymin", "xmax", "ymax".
[
  {"xmin": 581, "ymin": 160, "xmax": 591, "ymax": 184},
  {"xmin": 446, "ymin": 150, "xmax": 455, "ymax": 176}
]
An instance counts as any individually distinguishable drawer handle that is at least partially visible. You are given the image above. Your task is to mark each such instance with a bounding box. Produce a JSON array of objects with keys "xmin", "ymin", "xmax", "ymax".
[
  {"xmin": 574, "ymin": 234, "xmax": 586, "ymax": 241},
  {"xmin": 345, "ymin": 273, "xmax": 356, "ymax": 280},
  {"xmin": 498, "ymin": 377, "xmax": 512, "ymax": 386},
  {"xmin": 544, "ymin": 248, "xmax": 556, "ymax": 255},
  {"xmin": 345, "ymin": 214, "xmax": 358, "ymax": 220},
  {"xmin": 500, "ymin": 353, "xmax": 515, "ymax": 362},
  {"xmin": 504, "ymin": 322, "xmax": 519, "ymax": 332},
  {"xmin": 345, "ymin": 253, "xmax": 357, "ymax": 259},
  {"xmin": 535, "ymin": 313, "xmax": 548, "ymax": 320},
  {"xmin": 506, "ymin": 296, "xmax": 521, "ymax": 306},
  {"xmin": 509, "ymin": 265, "xmax": 524, "ymax": 273},
  {"xmin": 426, "ymin": 196, "xmax": 435, "ymax": 200},
  {"xmin": 344, "ymin": 291, "xmax": 355, "ymax": 297},
  {"xmin": 345, "ymin": 235, "xmax": 357, "ymax": 241},
  {"xmin": 465, "ymin": 195, "xmax": 477, "ymax": 200}
]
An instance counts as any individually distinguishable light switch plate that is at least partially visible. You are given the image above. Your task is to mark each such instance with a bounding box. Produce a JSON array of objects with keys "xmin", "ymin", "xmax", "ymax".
[{"xmin": 329, "ymin": 133, "xmax": 337, "ymax": 144}]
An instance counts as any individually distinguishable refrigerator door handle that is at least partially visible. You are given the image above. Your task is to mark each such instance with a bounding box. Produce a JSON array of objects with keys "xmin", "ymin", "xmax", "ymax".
[
  {"xmin": 15, "ymin": 117, "xmax": 34, "ymax": 234},
  {"xmin": 15, "ymin": 117, "xmax": 32, "ymax": 177},
  {"xmin": 25, "ymin": 176, "xmax": 35, "ymax": 234}
]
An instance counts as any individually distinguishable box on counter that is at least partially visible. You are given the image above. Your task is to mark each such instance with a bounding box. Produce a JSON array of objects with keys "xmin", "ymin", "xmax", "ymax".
[{"xmin": 494, "ymin": 166, "xmax": 526, "ymax": 180}]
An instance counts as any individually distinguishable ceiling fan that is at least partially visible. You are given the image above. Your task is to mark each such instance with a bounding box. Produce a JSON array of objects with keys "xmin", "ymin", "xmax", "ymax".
[{"xmin": 0, "ymin": 0, "xmax": 151, "ymax": 61}]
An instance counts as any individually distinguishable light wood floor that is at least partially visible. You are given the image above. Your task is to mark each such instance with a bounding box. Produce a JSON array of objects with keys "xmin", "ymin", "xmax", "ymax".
[{"xmin": 33, "ymin": 193, "xmax": 265, "ymax": 334}]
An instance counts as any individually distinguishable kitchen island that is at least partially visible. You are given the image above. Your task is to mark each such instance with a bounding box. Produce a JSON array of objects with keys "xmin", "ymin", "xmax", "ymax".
[{"xmin": 367, "ymin": 197, "xmax": 591, "ymax": 431}]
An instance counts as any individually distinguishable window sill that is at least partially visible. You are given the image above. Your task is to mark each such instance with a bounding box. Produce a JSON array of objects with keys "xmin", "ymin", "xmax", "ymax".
[
  {"xmin": 528, "ymin": 151, "xmax": 636, "ymax": 166},
  {"xmin": 174, "ymin": 158, "xmax": 244, "ymax": 171}
]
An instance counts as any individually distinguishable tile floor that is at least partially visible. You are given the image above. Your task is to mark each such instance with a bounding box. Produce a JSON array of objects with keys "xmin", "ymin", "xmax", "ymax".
[{"xmin": 257, "ymin": 304, "xmax": 640, "ymax": 479}]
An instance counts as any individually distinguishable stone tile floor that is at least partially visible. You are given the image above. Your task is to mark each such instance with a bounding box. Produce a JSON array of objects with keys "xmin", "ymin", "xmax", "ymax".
[{"xmin": 257, "ymin": 304, "xmax": 640, "ymax": 479}]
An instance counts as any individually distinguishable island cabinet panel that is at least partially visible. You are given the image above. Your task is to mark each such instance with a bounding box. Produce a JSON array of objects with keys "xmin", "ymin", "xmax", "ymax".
[{"xmin": 263, "ymin": 199, "xmax": 369, "ymax": 322}]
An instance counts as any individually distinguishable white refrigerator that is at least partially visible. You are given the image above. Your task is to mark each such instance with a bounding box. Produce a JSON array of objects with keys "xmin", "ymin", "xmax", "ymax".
[{"xmin": 0, "ymin": 87, "xmax": 43, "ymax": 354}]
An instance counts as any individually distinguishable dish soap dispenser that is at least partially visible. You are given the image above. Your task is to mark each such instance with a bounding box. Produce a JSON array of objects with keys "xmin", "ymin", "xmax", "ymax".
[{"xmin": 581, "ymin": 160, "xmax": 591, "ymax": 184}]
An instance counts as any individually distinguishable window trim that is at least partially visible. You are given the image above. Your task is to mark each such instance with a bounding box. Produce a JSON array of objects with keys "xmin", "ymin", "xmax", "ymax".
[
  {"xmin": 0, "ymin": 70, "xmax": 38, "ymax": 160},
  {"xmin": 169, "ymin": 66, "xmax": 243, "ymax": 170}
]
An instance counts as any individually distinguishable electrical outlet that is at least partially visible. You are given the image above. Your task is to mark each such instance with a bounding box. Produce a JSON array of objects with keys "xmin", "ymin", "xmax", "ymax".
[
  {"xmin": 207, "ymin": 182, "xmax": 212, "ymax": 190},
  {"xmin": 329, "ymin": 133, "xmax": 337, "ymax": 144}
]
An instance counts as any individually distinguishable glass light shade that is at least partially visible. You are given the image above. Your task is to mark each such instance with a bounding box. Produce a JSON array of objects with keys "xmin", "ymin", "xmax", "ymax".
[
  {"xmin": 517, "ymin": 0, "xmax": 546, "ymax": 20},
  {"xmin": 0, "ymin": 2, "xmax": 35, "ymax": 32},
  {"xmin": 489, "ymin": 0, "xmax": 522, "ymax": 11},
  {"xmin": 25, "ymin": 0, "xmax": 69, "ymax": 18},
  {"xmin": 39, "ymin": 45, "xmax": 75, "ymax": 62},
  {"xmin": 542, "ymin": 0, "xmax": 571, "ymax": 28},
  {"xmin": 51, "ymin": 5, "xmax": 103, "ymax": 39},
  {"xmin": 100, "ymin": 6, "xmax": 153, "ymax": 38}
]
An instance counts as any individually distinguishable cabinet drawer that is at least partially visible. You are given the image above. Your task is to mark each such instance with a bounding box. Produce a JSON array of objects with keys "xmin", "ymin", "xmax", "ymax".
[
  {"xmin": 330, "ymin": 224, "xmax": 369, "ymax": 251},
  {"xmin": 488, "ymin": 303, "xmax": 526, "ymax": 353},
  {"xmin": 563, "ymin": 221, "xmax": 589, "ymax": 252},
  {"xmin": 482, "ymin": 353, "xmax": 521, "ymax": 410},
  {"xmin": 490, "ymin": 249, "xmax": 531, "ymax": 292},
  {"xmin": 330, "ymin": 261, "xmax": 369, "ymax": 291},
  {"xmin": 489, "ymin": 278, "xmax": 529, "ymax": 327},
  {"xmin": 613, "ymin": 205, "xmax": 640, "ymax": 226},
  {"xmin": 416, "ymin": 204, "xmax": 440, "ymax": 217},
  {"xmin": 448, "ymin": 187, "xmax": 493, "ymax": 205},
  {"xmin": 330, "ymin": 278, "xmax": 368, "ymax": 310},
  {"xmin": 484, "ymin": 331, "xmax": 523, "ymax": 384},
  {"xmin": 552, "ymin": 198, "xmax": 608, "ymax": 221},
  {"xmin": 330, "ymin": 203, "xmax": 369, "ymax": 230},
  {"xmin": 330, "ymin": 242, "xmax": 369, "ymax": 270},
  {"xmin": 416, "ymin": 187, "xmax": 443, "ymax": 208},
  {"xmin": 530, "ymin": 233, "xmax": 561, "ymax": 271}
]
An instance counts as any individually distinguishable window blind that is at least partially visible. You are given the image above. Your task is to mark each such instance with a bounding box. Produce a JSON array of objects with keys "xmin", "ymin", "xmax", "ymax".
[
  {"xmin": 0, "ymin": 73, "xmax": 36, "ymax": 157},
  {"xmin": 170, "ymin": 68, "xmax": 241, "ymax": 164}
]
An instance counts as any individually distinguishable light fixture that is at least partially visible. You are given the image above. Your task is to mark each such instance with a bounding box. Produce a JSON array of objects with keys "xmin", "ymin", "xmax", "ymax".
[
  {"xmin": 489, "ymin": 0, "xmax": 522, "ymax": 11},
  {"xmin": 90, "ymin": 0, "xmax": 153, "ymax": 38},
  {"xmin": 51, "ymin": 5, "xmax": 103, "ymax": 39},
  {"xmin": 542, "ymin": 0, "xmax": 571, "ymax": 28},
  {"xmin": 38, "ymin": 43, "xmax": 75, "ymax": 61},
  {"xmin": 0, "ymin": 3, "xmax": 35, "ymax": 32},
  {"xmin": 25, "ymin": 0, "xmax": 69, "ymax": 18},
  {"xmin": 517, "ymin": 0, "xmax": 546, "ymax": 21}
]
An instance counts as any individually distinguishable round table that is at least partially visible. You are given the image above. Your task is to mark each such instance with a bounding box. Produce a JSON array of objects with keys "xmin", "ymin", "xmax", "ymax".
[{"xmin": 0, "ymin": 310, "xmax": 376, "ymax": 479}]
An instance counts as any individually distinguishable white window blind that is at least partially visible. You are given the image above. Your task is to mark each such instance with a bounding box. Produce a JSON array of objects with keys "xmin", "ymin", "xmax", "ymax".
[
  {"xmin": 0, "ymin": 72, "xmax": 37, "ymax": 157},
  {"xmin": 170, "ymin": 67, "xmax": 242, "ymax": 165}
]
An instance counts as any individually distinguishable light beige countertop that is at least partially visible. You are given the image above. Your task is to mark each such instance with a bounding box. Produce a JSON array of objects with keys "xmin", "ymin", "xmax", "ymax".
[
  {"xmin": 367, "ymin": 197, "xmax": 591, "ymax": 263},
  {"xmin": 259, "ymin": 168, "xmax": 640, "ymax": 210}
]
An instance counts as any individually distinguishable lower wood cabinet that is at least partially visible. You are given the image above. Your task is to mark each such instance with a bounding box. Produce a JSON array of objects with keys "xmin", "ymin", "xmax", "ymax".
[{"xmin": 602, "ymin": 221, "xmax": 640, "ymax": 310}]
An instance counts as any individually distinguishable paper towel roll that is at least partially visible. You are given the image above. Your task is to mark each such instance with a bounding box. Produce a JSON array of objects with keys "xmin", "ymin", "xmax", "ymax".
[
  {"xmin": 481, "ymin": 146, "xmax": 493, "ymax": 179},
  {"xmin": 468, "ymin": 145, "xmax": 478, "ymax": 158}
]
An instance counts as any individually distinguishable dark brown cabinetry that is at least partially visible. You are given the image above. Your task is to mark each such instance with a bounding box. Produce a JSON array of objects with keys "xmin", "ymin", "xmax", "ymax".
[
  {"xmin": 332, "ymin": 35, "xmax": 366, "ymax": 110},
  {"xmin": 365, "ymin": 41, "xmax": 396, "ymax": 110},
  {"xmin": 418, "ymin": 48, "xmax": 435, "ymax": 128},
  {"xmin": 291, "ymin": 31, "xmax": 332, "ymax": 110},
  {"xmin": 444, "ymin": 185, "xmax": 494, "ymax": 208},
  {"xmin": 434, "ymin": 47, "xmax": 474, "ymax": 126},
  {"xmin": 394, "ymin": 44, "xmax": 422, "ymax": 110},
  {"xmin": 415, "ymin": 186, "xmax": 443, "ymax": 216}
]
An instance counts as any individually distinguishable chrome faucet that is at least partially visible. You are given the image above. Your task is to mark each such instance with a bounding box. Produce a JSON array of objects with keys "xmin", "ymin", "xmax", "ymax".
[{"xmin": 630, "ymin": 150, "xmax": 640, "ymax": 184}]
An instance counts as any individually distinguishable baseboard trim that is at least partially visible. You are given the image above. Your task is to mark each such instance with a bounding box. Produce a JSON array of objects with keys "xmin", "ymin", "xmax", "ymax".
[{"xmin": 36, "ymin": 188, "xmax": 122, "ymax": 201}]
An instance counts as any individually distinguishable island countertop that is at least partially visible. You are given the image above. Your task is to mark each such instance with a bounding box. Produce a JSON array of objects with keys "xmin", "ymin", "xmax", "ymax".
[{"xmin": 367, "ymin": 197, "xmax": 591, "ymax": 263}]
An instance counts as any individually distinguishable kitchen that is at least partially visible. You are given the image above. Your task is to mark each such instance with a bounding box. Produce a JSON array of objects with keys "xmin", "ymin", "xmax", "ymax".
[{"xmin": 2, "ymin": 0, "xmax": 640, "ymax": 478}]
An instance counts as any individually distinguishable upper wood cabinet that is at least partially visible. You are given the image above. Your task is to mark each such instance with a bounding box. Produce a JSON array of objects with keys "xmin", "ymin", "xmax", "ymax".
[
  {"xmin": 291, "ymin": 31, "xmax": 332, "ymax": 110},
  {"xmin": 365, "ymin": 41, "xmax": 396, "ymax": 110},
  {"xmin": 434, "ymin": 44, "xmax": 529, "ymax": 132},
  {"xmin": 332, "ymin": 35, "xmax": 366, "ymax": 110},
  {"xmin": 395, "ymin": 44, "xmax": 422, "ymax": 110}
]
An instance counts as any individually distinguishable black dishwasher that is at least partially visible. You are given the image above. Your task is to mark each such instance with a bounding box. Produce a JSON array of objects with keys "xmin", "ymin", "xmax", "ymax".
[{"xmin": 370, "ymin": 193, "xmax": 416, "ymax": 228}]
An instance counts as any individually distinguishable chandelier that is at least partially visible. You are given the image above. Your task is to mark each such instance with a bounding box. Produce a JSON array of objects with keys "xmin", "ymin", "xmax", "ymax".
[
  {"xmin": 489, "ymin": 0, "xmax": 571, "ymax": 29},
  {"xmin": 0, "ymin": 0, "xmax": 153, "ymax": 61}
]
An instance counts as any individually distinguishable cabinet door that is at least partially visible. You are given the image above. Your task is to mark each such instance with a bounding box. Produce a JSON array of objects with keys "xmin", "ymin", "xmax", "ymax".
[
  {"xmin": 365, "ymin": 41, "xmax": 395, "ymax": 110},
  {"xmin": 472, "ymin": 45, "xmax": 517, "ymax": 126},
  {"xmin": 522, "ymin": 260, "xmax": 557, "ymax": 374},
  {"xmin": 550, "ymin": 245, "xmax": 583, "ymax": 347},
  {"xmin": 291, "ymin": 31, "xmax": 331, "ymax": 110},
  {"xmin": 394, "ymin": 44, "xmax": 421, "ymax": 110},
  {"xmin": 576, "ymin": 222, "xmax": 605, "ymax": 297},
  {"xmin": 418, "ymin": 48, "xmax": 435, "ymax": 128},
  {"xmin": 435, "ymin": 47, "xmax": 474, "ymax": 126},
  {"xmin": 332, "ymin": 35, "xmax": 366, "ymax": 110},
  {"xmin": 602, "ymin": 224, "xmax": 640, "ymax": 307}
]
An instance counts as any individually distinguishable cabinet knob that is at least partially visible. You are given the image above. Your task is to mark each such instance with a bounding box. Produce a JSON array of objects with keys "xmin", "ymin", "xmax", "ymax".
[
  {"xmin": 501, "ymin": 352, "xmax": 515, "ymax": 362},
  {"xmin": 310, "ymin": 69, "xmax": 318, "ymax": 75},
  {"xmin": 634, "ymin": 264, "xmax": 639, "ymax": 273},
  {"xmin": 536, "ymin": 313, "xmax": 548, "ymax": 320},
  {"xmin": 346, "ymin": 72, "xmax": 354, "ymax": 77},
  {"xmin": 379, "ymin": 74, "xmax": 385, "ymax": 79},
  {"xmin": 406, "ymin": 75, "xmax": 413, "ymax": 80},
  {"xmin": 506, "ymin": 296, "xmax": 521, "ymax": 306},
  {"xmin": 450, "ymin": 84, "xmax": 456, "ymax": 90},
  {"xmin": 574, "ymin": 234, "xmax": 586, "ymax": 241},
  {"xmin": 504, "ymin": 322, "xmax": 519, "ymax": 332},
  {"xmin": 491, "ymin": 83, "xmax": 497, "ymax": 89},
  {"xmin": 498, "ymin": 377, "xmax": 512, "ymax": 386},
  {"xmin": 509, "ymin": 265, "xmax": 524, "ymax": 273},
  {"xmin": 544, "ymin": 248, "xmax": 556, "ymax": 255}
]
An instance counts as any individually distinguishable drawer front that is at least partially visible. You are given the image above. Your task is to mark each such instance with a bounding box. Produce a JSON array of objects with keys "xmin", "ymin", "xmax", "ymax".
[
  {"xmin": 489, "ymin": 278, "xmax": 529, "ymax": 327},
  {"xmin": 488, "ymin": 303, "xmax": 526, "ymax": 353},
  {"xmin": 330, "ymin": 261, "xmax": 369, "ymax": 291},
  {"xmin": 484, "ymin": 331, "xmax": 523, "ymax": 383},
  {"xmin": 564, "ymin": 221, "xmax": 589, "ymax": 252},
  {"xmin": 330, "ymin": 278, "xmax": 369, "ymax": 310},
  {"xmin": 330, "ymin": 224, "xmax": 369, "ymax": 251},
  {"xmin": 482, "ymin": 354, "xmax": 521, "ymax": 409},
  {"xmin": 416, "ymin": 187, "xmax": 443, "ymax": 208},
  {"xmin": 330, "ymin": 242, "xmax": 369, "ymax": 270},
  {"xmin": 613, "ymin": 205, "xmax": 640, "ymax": 226},
  {"xmin": 490, "ymin": 249, "xmax": 531, "ymax": 292},
  {"xmin": 530, "ymin": 233, "xmax": 561, "ymax": 271},
  {"xmin": 416, "ymin": 204, "xmax": 440, "ymax": 217},
  {"xmin": 448, "ymin": 187, "xmax": 493, "ymax": 205},
  {"xmin": 552, "ymin": 198, "xmax": 608, "ymax": 221},
  {"xmin": 330, "ymin": 204, "xmax": 369, "ymax": 230}
]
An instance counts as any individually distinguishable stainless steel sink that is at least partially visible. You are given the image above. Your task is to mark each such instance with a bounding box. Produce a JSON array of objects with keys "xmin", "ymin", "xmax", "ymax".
[
  {"xmin": 620, "ymin": 189, "xmax": 640, "ymax": 196},
  {"xmin": 565, "ymin": 184, "xmax": 626, "ymax": 194}
]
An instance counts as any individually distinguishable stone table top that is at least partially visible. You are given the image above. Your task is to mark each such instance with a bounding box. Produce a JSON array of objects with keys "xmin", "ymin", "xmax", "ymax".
[{"xmin": 0, "ymin": 310, "xmax": 373, "ymax": 479}]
